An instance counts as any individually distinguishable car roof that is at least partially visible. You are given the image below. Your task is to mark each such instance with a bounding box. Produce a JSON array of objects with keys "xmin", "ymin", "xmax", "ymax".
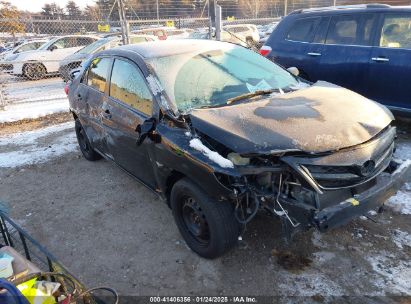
[
  {"xmin": 290, "ymin": 3, "xmax": 411, "ymax": 15},
  {"xmin": 107, "ymin": 39, "xmax": 236, "ymax": 59}
]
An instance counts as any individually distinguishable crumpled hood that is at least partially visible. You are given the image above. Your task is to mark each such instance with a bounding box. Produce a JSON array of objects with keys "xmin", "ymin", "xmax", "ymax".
[{"xmin": 189, "ymin": 82, "xmax": 394, "ymax": 155}]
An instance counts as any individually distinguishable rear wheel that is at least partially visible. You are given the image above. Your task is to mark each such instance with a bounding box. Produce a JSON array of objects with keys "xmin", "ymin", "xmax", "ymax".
[
  {"xmin": 170, "ymin": 178, "xmax": 240, "ymax": 259},
  {"xmin": 23, "ymin": 63, "xmax": 46, "ymax": 80},
  {"xmin": 75, "ymin": 119, "xmax": 101, "ymax": 161}
]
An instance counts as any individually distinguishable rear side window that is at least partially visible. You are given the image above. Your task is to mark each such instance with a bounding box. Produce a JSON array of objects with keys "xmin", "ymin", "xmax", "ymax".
[
  {"xmin": 109, "ymin": 59, "xmax": 153, "ymax": 116},
  {"xmin": 326, "ymin": 14, "xmax": 375, "ymax": 46},
  {"xmin": 77, "ymin": 37, "xmax": 95, "ymax": 47},
  {"xmin": 87, "ymin": 58, "xmax": 111, "ymax": 93},
  {"xmin": 380, "ymin": 14, "xmax": 411, "ymax": 49},
  {"xmin": 286, "ymin": 17, "xmax": 320, "ymax": 42}
]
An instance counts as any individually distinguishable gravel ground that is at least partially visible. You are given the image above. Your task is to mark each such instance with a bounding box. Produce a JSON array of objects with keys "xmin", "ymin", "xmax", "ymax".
[{"xmin": 0, "ymin": 116, "xmax": 410, "ymax": 302}]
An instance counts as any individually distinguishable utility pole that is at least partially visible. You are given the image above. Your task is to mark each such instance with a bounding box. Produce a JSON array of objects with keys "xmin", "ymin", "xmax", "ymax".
[
  {"xmin": 284, "ymin": 0, "xmax": 288, "ymax": 16},
  {"xmin": 333, "ymin": 0, "xmax": 337, "ymax": 6},
  {"xmin": 118, "ymin": 0, "xmax": 129, "ymax": 45},
  {"xmin": 156, "ymin": 0, "xmax": 160, "ymax": 25}
]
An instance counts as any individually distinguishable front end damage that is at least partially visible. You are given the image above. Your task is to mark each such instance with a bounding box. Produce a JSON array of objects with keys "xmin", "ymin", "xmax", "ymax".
[{"xmin": 206, "ymin": 125, "xmax": 411, "ymax": 236}]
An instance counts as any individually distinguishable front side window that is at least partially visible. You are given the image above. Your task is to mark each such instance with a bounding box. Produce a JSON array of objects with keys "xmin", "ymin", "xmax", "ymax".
[
  {"xmin": 286, "ymin": 17, "xmax": 320, "ymax": 43},
  {"xmin": 147, "ymin": 45, "xmax": 299, "ymax": 112},
  {"xmin": 87, "ymin": 57, "xmax": 111, "ymax": 93},
  {"xmin": 109, "ymin": 59, "xmax": 153, "ymax": 116},
  {"xmin": 326, "ymin": 14, "xmax": 375, "ymax": 46},
  {"xmin": 380, "ymin": 14, "xmax": 411, "ymax": 49}
]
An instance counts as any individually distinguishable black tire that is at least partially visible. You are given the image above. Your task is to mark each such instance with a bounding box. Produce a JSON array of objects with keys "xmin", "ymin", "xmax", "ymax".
[
  {"xmin": 170, "ymin": 178, "xmax": 240, "ymax": 259},
  {"xmin": 23, "ymin": 63, "xmax": 46, "ymax": 80},
  {"xmin": 75, "ymin": 119, "xmax": 102, "ymax": 161}
]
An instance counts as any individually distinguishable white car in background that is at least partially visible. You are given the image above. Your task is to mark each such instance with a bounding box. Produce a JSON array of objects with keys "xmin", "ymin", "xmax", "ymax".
[
  {"xmin": 7, "ymin": 35, "xmax": 98, "ymax": 80},
  {"xmin": 59, "ymin": 34, "xmax": 158, "ymax": 81},
  {"xmin": 223, "ymin": 24, "xmax": 260, "ymax": 45}
]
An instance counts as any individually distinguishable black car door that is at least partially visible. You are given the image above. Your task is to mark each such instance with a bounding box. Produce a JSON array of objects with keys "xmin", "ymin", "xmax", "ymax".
[
  {"xmin": 77, "ymin": 57, "xmax": 112, "ymax": 155},
  {"xmin": 102, "ymin": 57, "xmax": 157, "ymax": 188}
]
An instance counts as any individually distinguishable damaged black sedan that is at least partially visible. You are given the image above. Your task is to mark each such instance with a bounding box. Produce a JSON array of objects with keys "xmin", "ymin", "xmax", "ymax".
[{"xmin": 68, "ymin": 40, "xmax": 411, "ymax": 258}]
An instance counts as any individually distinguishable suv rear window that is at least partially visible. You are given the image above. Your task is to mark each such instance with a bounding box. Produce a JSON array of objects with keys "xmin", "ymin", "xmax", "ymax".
[
  {"xmin": 380, "ymin": 14, "xmax": 411, "ymax": 49},
  {"xmin": 326, "ymin": 14, "xmax": 376, "ymax": 46},
  {"xmin": 286, "ymin": 17, "xmax": 320, "ymax": 42}
]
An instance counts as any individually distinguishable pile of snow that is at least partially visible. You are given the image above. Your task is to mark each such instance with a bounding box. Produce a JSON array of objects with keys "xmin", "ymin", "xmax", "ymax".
[
  {"xmin": 0, "ymin": 122, "xmax": 78, "ymax": 168},
  {"xmin": 189, "ymin": 138, "xmax": 234, "ymax": 169}
]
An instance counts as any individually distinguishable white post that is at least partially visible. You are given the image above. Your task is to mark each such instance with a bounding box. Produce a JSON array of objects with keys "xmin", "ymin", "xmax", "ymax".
[
  {"xmin": 156, "ymin": 0, "xmax": 160, "ymax": 25},
  {"xmin": 284, "ymin": 0, "xmax": 288, "ymax": 16},
  {"xmin": 215, "ymin": 4, "xmax": 222, "ymax": 41}
]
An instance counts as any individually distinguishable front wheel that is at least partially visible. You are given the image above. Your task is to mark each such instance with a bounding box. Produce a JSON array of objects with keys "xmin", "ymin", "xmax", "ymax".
[
  {"xmin": 170, "ymin": 178, "xmax": 240, "ymax": 259},
  {"xmin": 23, "ymin": 63, "xmax": 46, "ymax": 80}
]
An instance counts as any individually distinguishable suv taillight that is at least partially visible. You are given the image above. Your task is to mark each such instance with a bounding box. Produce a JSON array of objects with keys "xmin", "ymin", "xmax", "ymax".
[
  {"xmin": 259, "ymin": 45, "xmax": 272, "ymax": 57},
  {"xmin": 64, "ymin": 82, "xmax": 70, "ymax": 95}
]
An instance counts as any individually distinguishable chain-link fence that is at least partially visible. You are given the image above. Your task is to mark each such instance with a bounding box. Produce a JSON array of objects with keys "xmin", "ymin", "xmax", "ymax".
[{"xmin": 0, "ymin": 0, "xmax": 408, "ymax": 114}]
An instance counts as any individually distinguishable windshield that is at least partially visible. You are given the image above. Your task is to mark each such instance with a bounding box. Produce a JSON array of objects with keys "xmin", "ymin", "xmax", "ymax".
[
  {"xmin": 146, "ymin": 44, "xmax": 299, "ymax": 112},
  {"xmin": 76, "ymin": 38, "xmax": 110, "ymax": 54}
]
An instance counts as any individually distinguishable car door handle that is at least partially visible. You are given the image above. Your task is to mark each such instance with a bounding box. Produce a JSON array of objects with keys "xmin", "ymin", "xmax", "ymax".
[
  {"xmin": 102, "ymin": 109, "xmax": 112, "ymax": 119},
  {"xmin": 307, "ymin": 52, "xmax": 322, "ymax": 57},
  {"xmin": 372, "ymin": 57, "xmax": 389, "ymax": 62}
]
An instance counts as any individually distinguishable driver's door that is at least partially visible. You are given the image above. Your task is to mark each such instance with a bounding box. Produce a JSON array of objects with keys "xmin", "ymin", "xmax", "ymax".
[{"xmin": 102, "ymin": 57, "xmax": 157, "ymax": 188}]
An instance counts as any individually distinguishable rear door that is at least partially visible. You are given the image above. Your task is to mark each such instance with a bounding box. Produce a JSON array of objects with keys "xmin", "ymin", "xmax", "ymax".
[
  {"xmin": 103, "ymin": 57, "xmax": 157, "ymax": 187},
  {"xmin": 314, "ymin": 13, "xmax": 378, "ymax": 96},
  {"xmin": 77, "ymin": 57, "xmax": 112, "ymax": 155},
  {"xmin": 367, "ymin": 12, "xmax": 411, "ymax": 110},
  {"xmin": 271, "ymin": 17, "xmax": 321, "ymax": 76}
]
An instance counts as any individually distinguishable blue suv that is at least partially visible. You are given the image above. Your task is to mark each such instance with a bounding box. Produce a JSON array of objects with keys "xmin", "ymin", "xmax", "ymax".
[{"xmin": 261, "ymin": 4, "xmax": 411, "ymax": 113}]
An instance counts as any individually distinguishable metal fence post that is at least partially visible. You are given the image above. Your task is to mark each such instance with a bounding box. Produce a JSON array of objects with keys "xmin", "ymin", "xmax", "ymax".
[{"xmin": 215, "ymin": 4, "xmax": 222, "ymax": 41}]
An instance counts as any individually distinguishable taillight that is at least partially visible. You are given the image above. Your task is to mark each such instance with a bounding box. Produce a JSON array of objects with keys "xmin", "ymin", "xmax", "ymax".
[
  {"xmin": 259, "ymin": 45, "xmax": 272, "ymax": 57},
  {"xmin": 64, "ymin": 82, "xmax": 69, "ymax": 95}
]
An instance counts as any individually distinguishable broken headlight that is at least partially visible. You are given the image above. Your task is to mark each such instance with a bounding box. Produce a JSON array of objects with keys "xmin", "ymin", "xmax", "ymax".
[{"xmin": 228, "ymin": 153, "xmax": 250, "ymax": 166}]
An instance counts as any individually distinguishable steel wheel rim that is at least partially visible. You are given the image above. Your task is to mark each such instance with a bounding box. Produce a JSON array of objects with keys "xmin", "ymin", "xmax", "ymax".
[{"xmin": 182, "ymin": 196, "xmax": 210, "ymax": 244}]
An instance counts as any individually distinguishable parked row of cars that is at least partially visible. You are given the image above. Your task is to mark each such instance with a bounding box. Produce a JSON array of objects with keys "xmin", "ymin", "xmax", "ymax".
[{"xmin": 0, "ymin": 24, "xmax": 262, "ymax": 81}]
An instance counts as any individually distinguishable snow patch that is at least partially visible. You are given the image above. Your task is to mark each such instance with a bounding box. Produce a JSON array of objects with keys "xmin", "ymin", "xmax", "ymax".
[
  {"xmin": 0, "ymin": 99, "xmax": 69, "ymax": 123},
  {"xmin": 0, "ymin": 122, "xmax": 78, "ymax": 168},
  {"xmin": 392, "ymin": 229, "xmax": 411, "ymax": 249},
  {"xmin": 189, "ymin": 138, "xmax": 234, "ymax": 169},
  {"xmin": 367, "ymin": 253, "xmax": 411, "ymax": 295},
  {"xmin": 386, "ymin": 190, "xmax": 411, "ymax": 215},
  {"xmin": 395, "ymin": 143, "xmax": 411, "ymax": 160}
]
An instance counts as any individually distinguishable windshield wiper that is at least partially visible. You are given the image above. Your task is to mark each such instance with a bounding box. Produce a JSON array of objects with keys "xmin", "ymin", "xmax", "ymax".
[{"xmin": 226, "ymin": 89, "xmax": 280, "ymax": 105}]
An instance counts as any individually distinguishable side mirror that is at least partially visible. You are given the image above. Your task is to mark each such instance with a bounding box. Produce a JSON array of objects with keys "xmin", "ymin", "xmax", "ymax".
[
  {"xmin": 48, "ymin": 45, "xmax": 57, "ymax": 52},
  {"xmin": 69, "ymin": 69, "xmax": 81, "ymax": 80},
  {"xmin": 287, "ymin": 67, "xmax": 300, "ymax": 77},
  {"xmin": 136, "ymin": 118, "xmax": 156, "ymax": 146}
]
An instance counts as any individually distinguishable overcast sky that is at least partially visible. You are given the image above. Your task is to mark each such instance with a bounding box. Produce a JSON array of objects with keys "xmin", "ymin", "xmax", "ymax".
[{"xmin": 9, "ymin": 0, "xmax": 96, "ymax": 13}]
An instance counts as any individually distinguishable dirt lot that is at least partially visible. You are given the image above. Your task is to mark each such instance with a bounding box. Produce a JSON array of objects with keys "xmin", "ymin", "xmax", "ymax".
[{"xmin": 0, "ymin": 116, "xmax": 410, "ymax": 302}]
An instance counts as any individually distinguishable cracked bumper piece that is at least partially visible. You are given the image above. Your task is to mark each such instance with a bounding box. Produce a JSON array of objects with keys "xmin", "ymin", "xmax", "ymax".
[{"xmin": 313, "ymin": 159, "xmax": 411, "ymax": 232}]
